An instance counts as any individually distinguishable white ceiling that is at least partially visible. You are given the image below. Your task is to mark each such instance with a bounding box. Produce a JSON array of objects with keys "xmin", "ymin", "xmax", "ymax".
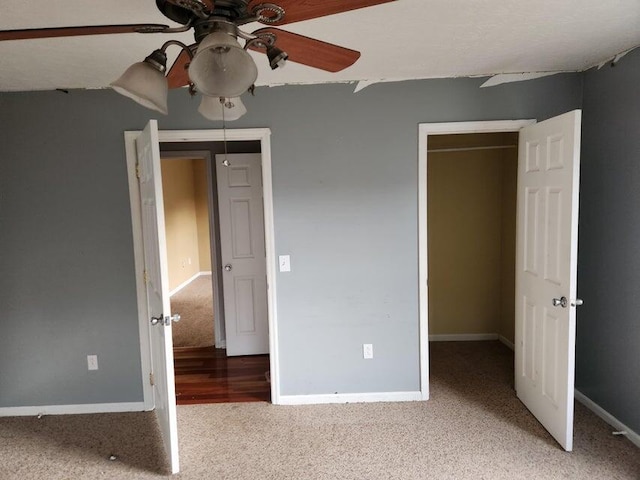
[{"xmin": 1, "ymin": 0, "xmax": 639, "ymax": 92}]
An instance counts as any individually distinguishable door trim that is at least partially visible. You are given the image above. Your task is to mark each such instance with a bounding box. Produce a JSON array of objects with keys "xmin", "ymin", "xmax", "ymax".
[
  {"xmin": 417, "ymin": 120, "xmax": 535, "ymax": 401},
  {"xmin": 125, "ymin": 128, "xmax": 281, "ymax": 406}
]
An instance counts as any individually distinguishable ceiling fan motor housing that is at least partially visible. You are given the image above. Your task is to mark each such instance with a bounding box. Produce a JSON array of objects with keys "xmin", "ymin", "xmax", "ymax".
[
  {"xmin": 193, "ymin": 17, "xmax": 240, "ymax": 43},
  {"xmin": 155, "ymin": 0, "xmax": 195, "ymax": 24},
  {"xmin": 156, "ymin": 0, "xmax": 250, "ymax": 25}
]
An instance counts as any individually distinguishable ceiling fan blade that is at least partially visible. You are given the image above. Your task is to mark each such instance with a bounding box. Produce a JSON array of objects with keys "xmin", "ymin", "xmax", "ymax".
[
  {"xmin": 0, "ymin": 24, "xmax": 169, "ymax": 42},
  {"xmin": 248, "ymin": 0, "xmax": 395, "ymax": 26},
  {"xmin": 250, "ymin": 28, "xmax": 360, "ymax": 72},
  {"xmin": 167, "ymin": 48, "xmax": 193, "ymax": 89}
]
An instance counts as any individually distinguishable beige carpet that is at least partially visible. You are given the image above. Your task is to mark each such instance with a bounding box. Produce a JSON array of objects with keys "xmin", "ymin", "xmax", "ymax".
[
  {"xmin": 1, "ymin": 342, "xmax": 638, "ymax": 479},
  {"xmin": 170, "ymin": 274, "xmax": 215, "ymax": 348}
]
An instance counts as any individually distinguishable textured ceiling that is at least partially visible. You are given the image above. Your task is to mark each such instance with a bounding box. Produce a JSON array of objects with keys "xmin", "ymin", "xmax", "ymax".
[{"xmin": 0, "ymin": 0, "xmax": 639, "ymax": 92}]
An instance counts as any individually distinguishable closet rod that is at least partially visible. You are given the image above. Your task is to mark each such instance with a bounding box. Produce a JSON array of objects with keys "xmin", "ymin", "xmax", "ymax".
[{"xmin": 427, "ymin": 145, "xmax": 517, "ymax": 153}]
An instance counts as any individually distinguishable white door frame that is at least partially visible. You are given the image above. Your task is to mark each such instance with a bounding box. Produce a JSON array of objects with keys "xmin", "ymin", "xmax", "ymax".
[
  {"xmin": 125, "ymin": 127, "xmax": 281, "ymax": 406},
  {"xmin": 417, "ymin": 119, "xmax": 535, "ymax": 400}
]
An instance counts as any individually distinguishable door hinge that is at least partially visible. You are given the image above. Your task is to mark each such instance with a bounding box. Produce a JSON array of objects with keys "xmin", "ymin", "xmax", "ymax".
[
  {"xmin": 143, "ymin": 269, "xmax": 149, "ymax": 283},
  {"xmin": 149, "ymin": 372, "xmax": 155, "ymax": 386},
  {"xmin": 135, "ymin": 163, "xmax": 141, "ymax": 179}
]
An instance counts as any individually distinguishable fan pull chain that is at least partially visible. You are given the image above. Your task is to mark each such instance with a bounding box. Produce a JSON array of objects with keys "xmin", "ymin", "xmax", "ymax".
[{"xmin": 221, "ymin": 97, "xmax": 231, "ymax": 167}]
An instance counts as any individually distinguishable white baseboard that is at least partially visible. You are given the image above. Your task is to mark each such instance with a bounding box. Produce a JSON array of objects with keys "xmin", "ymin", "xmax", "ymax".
[
  {"xmin": 498, "ymin": 335, "xmax": 515, "ymax": 350},
  {"xmin": 277, "ymin": 391, "xmax": 423, "ymax": 405},
  {"xmin": 169, "ymin": 271, "xmax": 212, "ymax": 297},
  {"xmin": 215, "ymin": 339, "xmax": 227, "ymax": 349},
  {"xmin": 429, "ymin": 333, "xmax": 498, "ymax": 342},
  {"xmin": 0, "ymin": 402, "xmax": 147, "ymax": 417},
  {"xmin": 574, "ymin": 390, "xmax": 640, "ymax": 449}
]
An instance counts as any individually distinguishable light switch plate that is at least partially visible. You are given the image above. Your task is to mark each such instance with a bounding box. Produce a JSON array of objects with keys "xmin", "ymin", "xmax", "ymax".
[
  {"xmin": 87, "ymin": 355, "xmax": 98, "ymax": 371},
  {"xmin": 363, "ymin": 344, "xmax": 373, "ymax": 359},
  {"xmin": 279, "ymin": 255, "xmax": 291, "ymax": 272}
]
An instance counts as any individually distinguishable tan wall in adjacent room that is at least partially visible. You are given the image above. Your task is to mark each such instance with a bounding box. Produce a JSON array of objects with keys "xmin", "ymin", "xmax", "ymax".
[
  {"xmin": 192, "ymin": 158, "xmax": 212, "ymax": 272},
  {"xmin": 427, "ymin": 133, "xmax": 517, "ymax": 340},
  {"xmin": 161, "ymin": 159, "xmax": 201, "ymax": 291},
  {"xmin": 428, "ymin": 149, "xmax": 503, "ymax": 335}
]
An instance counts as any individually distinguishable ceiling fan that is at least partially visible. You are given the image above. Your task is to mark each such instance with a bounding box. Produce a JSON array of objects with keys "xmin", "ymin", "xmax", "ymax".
[{"xmin": 0, "ymin": 0, "xmax": 395, "ymax": 119}]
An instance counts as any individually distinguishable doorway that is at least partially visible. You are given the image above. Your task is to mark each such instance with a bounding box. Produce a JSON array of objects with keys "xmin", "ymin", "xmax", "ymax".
[
  {"xmin": 417, "ymin": 120, "xmax": 534, "ymax": 400},
  {"xmin": 159, "ymin": 140, "xmax": 271, "ymax": 404},
  {"xmin": 127, "ymin": 127, "xmax": 281, "ymax": 412}
]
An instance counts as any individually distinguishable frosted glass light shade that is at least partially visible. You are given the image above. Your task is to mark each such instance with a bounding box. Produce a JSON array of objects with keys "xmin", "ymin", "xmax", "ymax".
[
  {"xmin": 111, "ymin": 62, "xmax": 169, "ymax": 115},
  {"xmin": 198, "ymin": 96, "xmax": 247, "ymax": 121},
  {"xmin": 189, "ymin": 32, "xmax": 258, "ymax": 98}
]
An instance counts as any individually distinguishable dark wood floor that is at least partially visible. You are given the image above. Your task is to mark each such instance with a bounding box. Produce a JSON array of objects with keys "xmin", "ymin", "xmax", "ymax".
[{"xmin": 173, "ymin": 346, "xmax": 271, "ymax": 405}]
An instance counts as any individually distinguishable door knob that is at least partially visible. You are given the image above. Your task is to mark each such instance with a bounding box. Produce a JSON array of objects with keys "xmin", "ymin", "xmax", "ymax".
[
  {"xmin": 150, "ymin": 313, "xmax": 181, "ymax": 326},
  {"xmin": 224, "ymin": 264, "xmax": 232, "ymax": 271},
  {"xmin": 552, "ymin": 297, "xmax": 568, "ymax": 308}
]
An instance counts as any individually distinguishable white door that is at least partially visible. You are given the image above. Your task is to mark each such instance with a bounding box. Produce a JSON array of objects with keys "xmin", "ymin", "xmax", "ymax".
[
  {"xmin": 216, "ymin": 153, "xmax": 269, "ymax": 356},
  {"xmin": 515, "ymin": 110, "xmax": 582, "ymax": 451},
  {"xmin": 136, "ymin": 120, "xmax": 180, "ymax": 473}
]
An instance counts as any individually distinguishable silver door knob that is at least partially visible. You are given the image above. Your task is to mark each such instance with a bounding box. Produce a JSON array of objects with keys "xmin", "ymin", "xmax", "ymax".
[
  {"xmin": 571, "ymin": 299, "xmax": 583, "ymax": 307},
  {"xmin": 224, "ymin": 264, "xmax": 232, "ymax": 271},
  {"xmin": 150, "ymin": 313, "xmax": 180, "ymax": 326},
  {"xmin": 552, "ymin": 297, "xmax": 568, "ymax": 308}
]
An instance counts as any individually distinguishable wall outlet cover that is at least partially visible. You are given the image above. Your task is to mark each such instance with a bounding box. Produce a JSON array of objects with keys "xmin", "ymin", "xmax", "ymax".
[{"xmin": 87, "ymin": 355, "xmax": 99, "ymax": 371}]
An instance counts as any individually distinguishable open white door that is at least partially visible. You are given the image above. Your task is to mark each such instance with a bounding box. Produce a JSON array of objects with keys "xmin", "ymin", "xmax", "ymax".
[
  {"xmin": 216, "ymin": 153, "xmax": 269, "ymax": 356},
  {"xmin": 515, "ymin": 110, "xmax": 582, "ymax": 451},
  {"xmin": 136, "ymin": 120, "xmax": 180, "ymax": 473}
]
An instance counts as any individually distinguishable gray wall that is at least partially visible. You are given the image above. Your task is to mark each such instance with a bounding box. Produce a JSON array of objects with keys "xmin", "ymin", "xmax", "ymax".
[
  {"xmin": 577, "ymin": 48, "xmax": 640, "ymax": 433},
  {"xmin": 0, "ymin": 74, "xmax": 582, "ymax": 406}
]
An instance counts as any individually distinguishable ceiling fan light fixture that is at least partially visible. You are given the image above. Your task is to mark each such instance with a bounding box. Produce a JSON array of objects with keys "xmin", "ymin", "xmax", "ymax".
[
  {"xmin": 111, "ymin": 50, "xmax": 169, "ymax": 115},
  {"xmin": 188, "ymin": 31, "xmax": 258, "ymax": 98},
  {"xmin": 266, "ymin": 45, "xmax": 288, "ymax": 70},
  {"xmin": 198, "ymin": 95, "xmax": 247, "ymax": 121}
]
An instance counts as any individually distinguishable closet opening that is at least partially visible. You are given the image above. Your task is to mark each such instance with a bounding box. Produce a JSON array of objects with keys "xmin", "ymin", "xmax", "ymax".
[{"xmin": 427, "ymin": 132, "xmax": 518, "ymax": 391}]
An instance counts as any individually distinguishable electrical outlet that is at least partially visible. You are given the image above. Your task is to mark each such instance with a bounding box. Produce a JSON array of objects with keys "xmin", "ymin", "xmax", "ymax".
[
  {"xmin": 363, "ymin": 344, "xmax": 373, "ymax": 359},
  {"xmin": 87, "ymin": 355, "xmax": 99, "ymax": 371}
]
